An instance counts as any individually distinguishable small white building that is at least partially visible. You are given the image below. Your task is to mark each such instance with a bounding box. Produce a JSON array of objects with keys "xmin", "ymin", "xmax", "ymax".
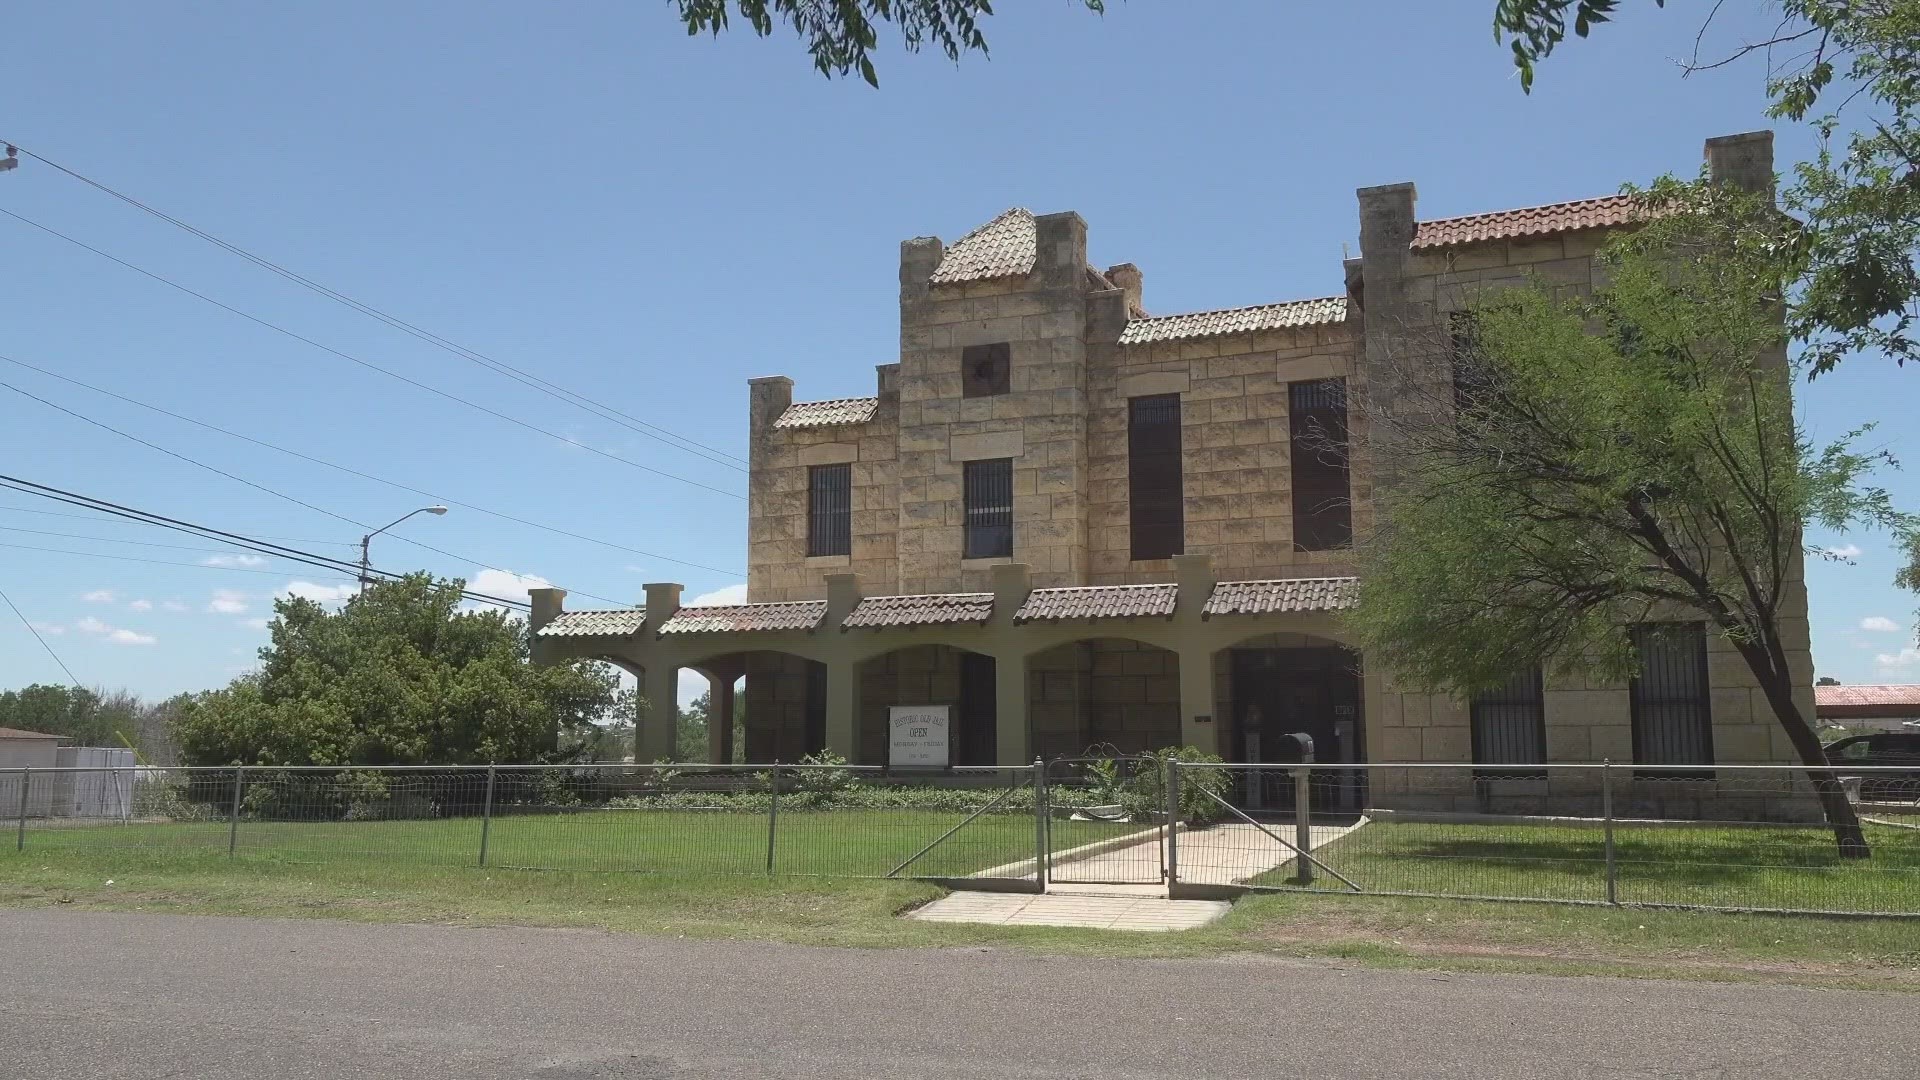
[{"xmin": 0, "ymin": 727, "xmax": 63, "ymax": 818}]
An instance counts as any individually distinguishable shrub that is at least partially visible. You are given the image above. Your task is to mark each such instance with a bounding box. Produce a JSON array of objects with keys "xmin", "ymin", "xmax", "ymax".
[{"xmin": 1118, "ymin": 748, "xmax": 1233, "ymax": 827}]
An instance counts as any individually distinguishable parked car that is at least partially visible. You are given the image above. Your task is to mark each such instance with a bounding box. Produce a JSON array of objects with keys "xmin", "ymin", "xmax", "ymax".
[{"xmin": 1823, "ymin": 733, "xmax": 1920, "ymax": 802}]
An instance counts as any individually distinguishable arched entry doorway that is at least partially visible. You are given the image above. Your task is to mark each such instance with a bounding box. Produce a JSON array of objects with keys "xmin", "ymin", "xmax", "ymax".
[
  {"xmin": 1028, "ymin": 638, "xmax": 1181, "ymax": 760},
  {"xmin": 685, "ymin": 650, "xmax": 827, "ymax": 764},
  {"xmin": 856, "ymin": 645, "xmax": 997, "ymax": 767},
  {"xmin": 1217, "ymin": 633, "xmax": 1365, "ymax": 810}
]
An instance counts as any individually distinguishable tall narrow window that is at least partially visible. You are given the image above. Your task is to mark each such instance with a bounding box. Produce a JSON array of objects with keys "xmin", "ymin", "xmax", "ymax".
[
  {"xmin": 1289, "ymin": 378, "xmax": 1352, "ymax": 550},
  {"xmin": 962, "ymin": 342, "xmax": 1010, "ymax": 398},
  {"xmin": 1128, "ymin": 394, "xmax": 1184, "ymax": 560},
  {"xmin": 1631, "ymin": 623, "xmax": 1715, "ymax": 777},
  {"xmin": 962, "ymin": 458, "xmax": 1014, "ymax": 559},
  {"xmin": 806, "ymin": 464, "xmax": 851, "ymax": 557},
  {"xmin": 1471, "ymin": 668, "xmax": 1547, "ymax": 776}
]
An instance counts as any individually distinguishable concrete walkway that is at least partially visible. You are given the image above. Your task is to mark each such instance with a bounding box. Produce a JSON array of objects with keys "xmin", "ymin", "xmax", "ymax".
[
  {"xmin": 911, "ymin": 890, "xmax": 1230, "ymax": 931},
  {"xmin": 914, "ymin": 817, "xmax": 1369, "ymax": 931}
]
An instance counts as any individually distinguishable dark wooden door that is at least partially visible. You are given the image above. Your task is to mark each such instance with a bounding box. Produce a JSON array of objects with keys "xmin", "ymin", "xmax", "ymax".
[{"xmin": 1230, "ymin": 647, "xmax": 1364, "ymax": 810}]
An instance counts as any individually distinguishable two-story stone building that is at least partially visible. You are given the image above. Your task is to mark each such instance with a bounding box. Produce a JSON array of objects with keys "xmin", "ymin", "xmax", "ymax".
[{"xmin": 531, "ymin": 130, "xmax": 1813, "ymax": 814}]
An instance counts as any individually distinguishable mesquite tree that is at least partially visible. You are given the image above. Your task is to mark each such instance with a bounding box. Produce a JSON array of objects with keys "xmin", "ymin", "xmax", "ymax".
[{"xmin": 1342, "ymin": 179, "xmax": 1913, "ymax": 858}]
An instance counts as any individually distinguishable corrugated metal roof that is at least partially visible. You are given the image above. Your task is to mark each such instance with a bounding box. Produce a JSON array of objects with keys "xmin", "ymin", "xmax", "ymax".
[
  {"xmin": 1014, "ymin": 584, "xmax": 1179, "ymax": 623},
  {"xmin": 658, "ymin": 602, "xmax": 828, "ymax": 634},
  {"xmin": 1816, "ymin": 684, "xmax": 1920, "ymax": 718},
  {"xmin": 0, "ymin": 726, "xmax": 61, "ymax": 740},
  {"xmin": 842, "ymin": 593, "xmax": 995, "ymax": 629},
  {"xmin": 1411, "ymin": 193, "xmax": 1638, "ymax": 250},
  {"xmin": 773, "ymin": 397, "xmax": 879, "ymax": 429},
  {"xmin": 1118, "ymin": 296, "xmax": 1348, "ymax": 345},
  {"xmin": 929, "ymin": 208, "xmax": 1037, "ymax": 284},
  {"xmin": 1203, "ymin": 577, "xmax": 1359, "ymax": 617},
  {"xmin": 533, "ymin": 609, "xmax": 647, "ymax": 639}
]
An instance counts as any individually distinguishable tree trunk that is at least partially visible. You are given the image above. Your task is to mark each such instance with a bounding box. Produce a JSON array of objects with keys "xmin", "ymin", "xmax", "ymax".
[{"xmin": 1742, "ymin": 648, "xmax": 1871, "ymax": 859}]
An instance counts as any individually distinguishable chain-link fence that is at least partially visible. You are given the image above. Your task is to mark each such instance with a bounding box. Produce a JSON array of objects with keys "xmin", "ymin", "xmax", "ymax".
[
  {"xmin": 0, "ymin": 762, "xmax": 1127, "ymax": 890},
  {"xmin": 1166, "ymin": 762, "xmax": 1920, "ymax": 916},
  {"xmin": 8, "ymin": 760, "xmax": 1918, "ymax": 916}
]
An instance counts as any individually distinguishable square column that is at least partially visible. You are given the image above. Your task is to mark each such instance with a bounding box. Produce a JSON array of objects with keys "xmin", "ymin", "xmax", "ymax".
[
  {"xmin": 707, "ymin": 677, "xmax": 736, "ymax": 764},
  {"xmin": 640, "ymin": 664, "xmax": 679, "ymax": 763},
  {"xmin": 825, "ymin": 656, "xmax": 859, "ymax": 762},
  {"xmin": 1178, "ymin": 646, "xmax": 1220, "ymax": 757},
  {"xmin": 994, "ymin": 651, "xmax": 1030, "ymax": 766}
]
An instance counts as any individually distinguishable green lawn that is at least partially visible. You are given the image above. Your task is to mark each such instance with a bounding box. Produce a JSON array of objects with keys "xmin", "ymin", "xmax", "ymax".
[
  {"xmin": 11, "ymin": 808, "xmax": 1136, "ymax": 881},
  {"xmin": 1250, "ymin": 820, "xmax": 1920, "ymax": 914}
]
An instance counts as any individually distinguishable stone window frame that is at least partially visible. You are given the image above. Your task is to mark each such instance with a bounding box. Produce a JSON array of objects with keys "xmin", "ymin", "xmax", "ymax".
[
  {"xmin": 1127, "ymin": 393, "xmax": 1184, "ymax": 561},
  {"xmin": 1288, "ymin": 377, "xmax": 1353, "ymax": 551},
  {"xmin": 962, "ymin": 458, "xmax": 1014, "ymax": 559},
  {"xmin": 961, "ymin": 342, "xmax": 1011, "ymax": 398},
  {"xmin": 1629, "ymin": 622, "xmax": 1716, "ymax": 778},
  {"xmin": 806, "ymin": 463, "xmax": 852, "ymax": 558},
  {"xmin": 1469, "ymin": 667, "xmax": 1548, "ymax": 778}
]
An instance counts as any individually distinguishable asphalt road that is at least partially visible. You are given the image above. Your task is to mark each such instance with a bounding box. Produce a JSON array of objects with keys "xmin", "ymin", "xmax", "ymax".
[{"xmin": 0, "ymin": 909, "xmax": 1908, "ymax": 1079}]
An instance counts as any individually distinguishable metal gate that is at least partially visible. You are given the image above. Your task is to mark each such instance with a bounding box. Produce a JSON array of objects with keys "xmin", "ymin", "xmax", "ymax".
[{"xmin": 1043, "ymin": 756, "xmax": 1167, "ymax": 885}]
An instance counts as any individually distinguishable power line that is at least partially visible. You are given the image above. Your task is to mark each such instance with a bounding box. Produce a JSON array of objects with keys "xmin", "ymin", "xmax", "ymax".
[
  {"xmin": 0, "ymin": 586, "xmax": 81, "ymax": 685},
  {"xmin": 0, "ymin": 352, "xmax": 743, "ymax": 578},
  {"xmin": 0, "ymin": 206, "xmax": 745, "ymax": 501},
  {"xmin": 0, "ymin": 501, "xmax": 356, "ymax": 546},
  {"xmin": 2, "ymin": 377, "xmax": 632, "ymax": 607},
  {"xmin": 0, "ymin": 539, "xmax": 356, "ymax": 580},
  {"xmin": 0, "ymin": 476, "xmax": 533, "ymax": 610},
  {"xmin": 0, "ymin": 523, "xmax": 300, "ymax": 555},
  {"xmin": 0, "ymin": 139, "xmax": 749, "ymax": 472}
]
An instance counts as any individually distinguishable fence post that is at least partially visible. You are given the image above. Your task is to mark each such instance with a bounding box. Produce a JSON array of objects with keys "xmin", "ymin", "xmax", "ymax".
[
  {"xmin": 227, "ymin": 766, "xmax": 245, "ymax": 858},
  {"xmin": 1292, "ymin": 765, "xmax": 1314, "ymax": 886},
  {"xmin": 1601, "ymin": 758, "xmax": 1617, "ymax": 905},
  {"xmin": 1032, "ymin": 758, "xmax": 1048, "ymax": 890},
  {"xmin": 765, "ymin": 760, "xmax": 780, "ymax": 876},
  {"xmin": 1164, "ymin": 758, "xmax": 1181, "ymax": 889},
  {"xmin": 15, "ymin": 767, "xmax": 28, "ymax": 852},
  {"xmin": 478, "ymin": 764, "xmax": 497, "ymax": 867}
]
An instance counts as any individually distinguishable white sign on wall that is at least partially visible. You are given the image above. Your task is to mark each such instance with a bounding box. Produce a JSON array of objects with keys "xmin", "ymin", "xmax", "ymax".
[{"xmin": 888, "ymin": 705, "xmax": 950, "ymax": 770}]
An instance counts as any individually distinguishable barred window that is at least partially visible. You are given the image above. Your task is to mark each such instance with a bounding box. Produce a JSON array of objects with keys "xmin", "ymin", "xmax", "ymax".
[
  {"xmin": 962, "ymin": 458, "xmax": 1014, "ymax": 559},
  {"xmin": 1128, "ymin": 394, "xmax": 1184, "ymax": 560},
  {"xmin": 1471, "ymin": 668, "xmax": 1547, "ymax": 776},
  {"xmin": 1289, "ymin": 377, "xmax": 1352, "ymax": 550},
  {"xmin": 962, "ymin": 343, "xmax": 1010, "ymax": 398},
  {"xmin": 1631, "ymin": 623, "xmax": 1715, "ymax": 776},
  {"xmin": 806, "ymin": 464, "xmax": 851, "ymax": 558}
]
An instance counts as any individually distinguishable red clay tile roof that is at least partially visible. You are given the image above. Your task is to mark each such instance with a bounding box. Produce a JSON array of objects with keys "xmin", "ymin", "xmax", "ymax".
[
  {"xmin": 843, "ymin": 593, "xmax": 995, "ymax": 629},
  {"xmin": 1118, "ymin": 296, "xmax": 1348, "ymax": 346},
  {"xmin": 658, "ymin": 601, "xmax": 827, "ymax": 634},
  {"xmin": 1411, "ymin": 193, "xmax": 1639, "ymax": 251},
  {"xmin": 0, "ymin": 727, "xmax": 61, "ymax": 740},
  {"xmin": 1014, "ymin": 584, "xmax": 1179, "ymax": 623},
  {"xmin": 773, "ymin": 397, "xmax": 879, "ymax": 429},
  {"xmin": 1815, "ymin": 684, "xmax": 1920, "ymax": 719},
  {"xmin": 929, "ymin": 208, "xmax": 1037, "ymax": 284},
  {"xmin": 1204, "ymin": 577, "xmax": 1359, "ymax": 617},
  {"xmin": 534, "ymin": 609, "xmax": 647, "ymax": 638}
]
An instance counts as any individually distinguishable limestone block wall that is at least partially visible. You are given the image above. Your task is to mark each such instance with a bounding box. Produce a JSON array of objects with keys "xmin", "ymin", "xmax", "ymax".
[
  {"xmin": 740, "ymin": 651, "xmax": 824, "ymax": 762},
  {"xmin": 1028, "ymin": 639, "xmax": 1180, "ymax": 757},
  {"xmin": 894, "ymin": 214, "xmax": 1093, "ymax": 594},
  {"xmin": 856, "ymin": 644, "xmax": 967, "ymax": 766},
  {"xmin": 746, "ymin": 371, "xmax": 901, "ymax": 602},
  {"xmin": 1084, "ymin": 322, "xmax": 1367, "ymax": 585}
]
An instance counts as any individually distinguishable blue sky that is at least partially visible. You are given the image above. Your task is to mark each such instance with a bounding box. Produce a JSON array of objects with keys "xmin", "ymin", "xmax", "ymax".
[{"xmin": 2, "ymin": 0, "xmax": 1915, "ymax": 705}]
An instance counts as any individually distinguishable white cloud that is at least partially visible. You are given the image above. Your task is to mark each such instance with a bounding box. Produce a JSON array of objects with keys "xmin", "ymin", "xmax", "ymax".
[
  {"xmin": 30, "ymin": 622, "xmax": 65, "ymax": 637},
  {"xmin": 161, "ymin": 600, "xmax": 190, "ymax": 614},
  {"xmin": 240, "ymin": 617, "xmax": 270, "ymax": 632},
  {"xmin": 464, "ymin": 568, "xmax": 553, "ymax": 612},
  {"xmin": 1861, "ymin": 616, "xmax": 1903, "ymax": 634},
  {"xmin": 202, "ymin": 553, "xmax": 268, "ymax": 569},
  {"xmin": 206, "ymin": 589, "xmax": 250, "ymax": 615},
  {"xmin": 1819, "ymin": 543, "xmax": 1864, "ymax": 560},
  {"xmin": 687, "ymin": 584, "xmax": 748, "ymax": 607},
  {"xmin": 81, "ymin": 589, "xmax": 115, "ymax": 604},
  {"xmin": 1875, "ymin": 647, "xmax": 1920, "ymax": 674},
  {"xmin": 128, "ymin": 599, "xmax": 153, "ymax": 612},
  {"xmin": 282, "ymin": 580, "xmax": 357, "ymax": 604},
  {"xmin": 72, "ymin": 615, "xmax": 156, "ymax": 646}
]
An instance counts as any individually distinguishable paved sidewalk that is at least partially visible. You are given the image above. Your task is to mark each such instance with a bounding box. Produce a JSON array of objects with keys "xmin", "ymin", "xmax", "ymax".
[{"xmin": 911, "ymin": 890, "xmax": 1230, "ymax": 931}]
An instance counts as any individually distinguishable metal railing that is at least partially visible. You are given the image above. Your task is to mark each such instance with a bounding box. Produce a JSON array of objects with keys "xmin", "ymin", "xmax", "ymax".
[
  {"xmin": 7, "ymin": 760, "xmax": 1918, "ymax": 917},
  {"xmin": 1163, "ymin": 762, "xmax": 1920, "ymax": 916}
]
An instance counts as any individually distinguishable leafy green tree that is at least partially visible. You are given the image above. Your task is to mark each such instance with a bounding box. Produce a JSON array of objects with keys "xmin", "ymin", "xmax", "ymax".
[
  {"xmin": 1345, "ymin": 180, "xmax": 1913, "ymax": 858},
  {"xmin": 1496, "ymin": 2, "xmax": 1920, "ymax": 375},
  {"xmin": 0, "ymin": 684, "xmax": 172, "ymax": 758},
  {"xmin": 171, "ymin": 574, "xmax": 617, "ymax": 766},
  {"xmin": 673, "ymin": 0, "xmax": 1104, "ymax": 85}
]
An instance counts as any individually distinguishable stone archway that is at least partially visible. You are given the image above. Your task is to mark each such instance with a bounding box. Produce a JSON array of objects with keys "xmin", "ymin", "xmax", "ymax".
[
  {"xmin": 1026, "ymin": 637, "xmax": 1182, "ymax": 759},
  {"xmin": 856, "ymin": 644, "xmax": 997, "ymax": 767}
]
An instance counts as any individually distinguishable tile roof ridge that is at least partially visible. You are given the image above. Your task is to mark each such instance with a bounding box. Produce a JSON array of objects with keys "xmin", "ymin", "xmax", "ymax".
[{"xmin": 1415, "ymin": 191, "xmax": 1634, "ymax": 227}]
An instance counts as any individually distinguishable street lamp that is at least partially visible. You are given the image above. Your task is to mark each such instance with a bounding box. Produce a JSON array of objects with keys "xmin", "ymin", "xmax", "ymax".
[{"xmin": 358, "ymin": 505, "xmax": 449, "ymax": 592}]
